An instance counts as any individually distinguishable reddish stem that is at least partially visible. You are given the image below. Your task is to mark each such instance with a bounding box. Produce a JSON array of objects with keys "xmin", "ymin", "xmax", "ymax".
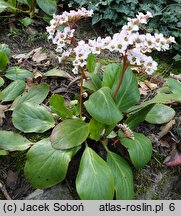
[{"xmin": 113, "ymin": 55, "xmax": 129, "ymax": 99}]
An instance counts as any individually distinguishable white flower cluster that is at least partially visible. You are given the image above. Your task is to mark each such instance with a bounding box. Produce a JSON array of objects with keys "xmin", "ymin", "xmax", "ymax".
[
  {"xmin": 46, "ymin": 7, "xmax": 93, "ymax": 54},
  {"xmin": 47, "ymin": 9, "xmax": 176, "ymax": 75}
]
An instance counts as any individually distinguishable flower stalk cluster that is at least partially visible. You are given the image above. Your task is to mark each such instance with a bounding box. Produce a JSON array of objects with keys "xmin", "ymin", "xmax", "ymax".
[{"xmin": 47, "ymin": 8, "xmax": 176, "ymax": 75}]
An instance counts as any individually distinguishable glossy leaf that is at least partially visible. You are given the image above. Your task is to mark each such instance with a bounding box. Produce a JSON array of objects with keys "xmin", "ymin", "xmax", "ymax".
[
  {"xmin": 84, "ymin": 87, "xmax": 123, "ymax": 125},
  {"xmin": 0, "ymin": 51, "xmax": 8, "ymax": 70},
  {"xmin": 0, "ymin": 80, "xmax": 26, "ymax": 102},
  {"xmin": 5, "ymin": 67, "xmax": 34, "ymax": 80},
  {"xmin": 24, "ymin": 138, "xmax": 78, "ymax": 188},
  {"xmin": 119, "ymin": 131, "xmax": 152, "ymax": 169},
  {"xmin": 12, "ymin": 102, "xmax": 55, "ymax": 133},
  {"xmin": 51, "ymin": 119, "xmax": 89, "ymax": 150},
  {"xmin": 107, "ymin": 151, "xmax": 134, "ymax": 200},
  {"xmin": 49, "ymin": 94, "xmax": 73, "ymax": 120},
  {"xmin": 89, "ymin": 118, "xmax": 105, "ymax": 141},
  {"xmin": 102, "ymin": 63, "xmax": 140, "ymax": 112},
  {"xmin": 0, "ymin": 130, "xmax": 32, "ymax": 151},
  {"xmin": 76, "ymin": 147, "xmax": 114, "ymax": 200},
  {"xmin": 145, "ymin": 104, "xmax": 175, "ymax": 124},
  {"xmin": 36, "ymin": 0, "xmax": 57, "ymax": 15},
  {"xmin": 11, "ymin": 83, "xmax": 49, "ymax": 109}
]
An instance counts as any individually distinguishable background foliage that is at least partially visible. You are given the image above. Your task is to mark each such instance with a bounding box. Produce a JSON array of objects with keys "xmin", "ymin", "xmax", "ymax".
[{"xmin": 63, "ymin": 0, "xmax": 181, "ymax": 55}]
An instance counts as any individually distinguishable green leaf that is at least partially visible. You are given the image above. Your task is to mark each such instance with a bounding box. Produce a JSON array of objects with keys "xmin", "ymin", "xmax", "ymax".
[
  {"xmin": 83, "ymin": 73, "xmax": 102, "ymax": 92},
  {"xmin": 0, "ymin": 0, "xmax": 17, "ymax": 13},
  {"xmin": 44, "ymin": 68, "xmax": 71, "ymax": 78},
  {"xmin": 145, "ymin": 104, "xmax": 175, "ymax": 124},
  {"xmin": 0, "ymin": 150, "xmax": 8, "ymax": 155},
  {"xmin": 86, "ymin": 53, "xmax": 96, "ymax": 73},
  {"xmin": 0, "ymin": 77, "xmax": 4, "ymax": 87},
  {"xmin": 119, "ymin": 132, "xmax": 152, "ymax": 169},
  {"xmin": 107, "ymin": 151, "xmax": 134, "ymax": 200},
  {"xmin": 127, "ymin": 76, "xmax": 181, "ymax": 114},
  {"xmin": 125, "ymin": 104, "xmax": 155, "ymax": 130},
  {"xmin": 49, "ymin": 94, "xmax": 73, "ymax": 120},
  {"xmin": 128, "ymin": 92, "xmax": 181, "ymax": 114},
  {"xmin": 20, "ymin": 17, "xmax": 32, "ymax": 27},
  {"xmin": 0, "ymin": 80, "xmax": 26, "ymax": 102},
  {"xmin": 102, "ymin": 63, "xmax": 122, "ymax": 89},
  {"xmin": 89, "ymin": 118, "xmax": 105, "ymax": 141},
  {"xmin": 0, "ymin": 131, "xmax": 32, "ymax": 151},
  {"xmin": 10, "ymin": 83, "xmax": 49, "ymax": 109},
  {"xmin": 12, "ymin": 102, "xmax": 55, "ymax": 133},
  {"xmin": 24, "ymin": 138, "xmax": 78, "ymax": 188},
  {"xmin": 0, "ymin": 44, "xmax": 11, "ymax": 57},
  {"xmin": 173, "ymin": 54, "xmax": 181, "ymax": 62},
  {"xmin": 84, "ymin": 87, "xmax": 123, "ymax": 125},
  {"xmin": 76, "ymin": 147, "xmax": 114, "ymax": 200},
  {"xmin": 5, "ymin": 67, "xmax": 34, "ymax": 80},
  {"xmin": 17, "ymin": 0, "xmax": 31, "ymax": 6},
  {"xmin": 36, "ymin": 0, "xmax": 57, "ymax": 15},
  {"xmin": 166, "ymin": 78, "xmax": 181, "ymax": 93},
  {"xmin": 102, "ymin": 64, "xmax": 140, "ymax": 112},
  {"xmin": 51, "ymin": 119, "xmax": 89, "ymax": 150},
  {"xmin": 0, "ymin": 51, "xmax": 8, "ymax": 71}
]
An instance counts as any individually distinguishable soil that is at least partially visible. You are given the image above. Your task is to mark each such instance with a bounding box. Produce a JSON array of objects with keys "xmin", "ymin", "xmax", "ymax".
[{"xmin": 0, "ymin": 15, "xmax": 181, "ymax": 200}]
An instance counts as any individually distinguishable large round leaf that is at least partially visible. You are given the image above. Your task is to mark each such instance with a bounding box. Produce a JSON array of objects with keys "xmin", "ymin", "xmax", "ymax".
[
  {"xmin": 145, "ymin": 104, "xmax": 175, "ymax": 124},
  {"xmin": 76, "ymin": 147, "xmax": 114, "ymax": 200},
  {"xmin": 24, "ymin": 138, "xmax": 78, "ymax": 188},
  {"xmin": 0, "ymin": 80, "xmax": 26, "ymax": 102},
  {"xmin": 102, "ymin": 64, "xmax": 140, "ymax": 112},
  {"xmin": 12, "ymin": 102, "xmax": 55, "ymax": 133},
  {"xmin": 36, "ymin": 0, "xmax": 57, "ymax": 15},
  {"xmin": 107, "ymin": 151, "xmax": 134, "ymax": 200},
  {"xmin": 120, "ymin": 132, "xmax": 152, "ymax": 169},
  {"xmin": 0, "ymin": 131, "xmax": 32, "ymax": 151},
  {"xmin": 11, "ymin": 83, "xmax": 49, "ymax": 110},
  {"xmin": 51, "ymin": 119, "xmax": 89, "ymax": 150},
  {"xmin": 84, "ymin": 87, "xmax": 123, "ymax": 125},
  {"xmin": 5, "ymin": 67, "xmax": 34, "ymax": 80}
]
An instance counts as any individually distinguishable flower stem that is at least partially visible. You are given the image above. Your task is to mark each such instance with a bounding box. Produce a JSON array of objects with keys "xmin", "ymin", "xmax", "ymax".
[
  {"xmin": 79, "ymin": 66, "xmax": 87, "ymax": 118},
  {"xmin": 79, "ymin": 73, "xmax": 83, "ymax": 119},
  {"xmin": 113, "ymin": 55, "xmax": 129, "ymax": 99}
]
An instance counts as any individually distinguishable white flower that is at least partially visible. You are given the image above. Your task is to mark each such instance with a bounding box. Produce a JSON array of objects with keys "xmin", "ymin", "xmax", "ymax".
[{"xmin": 47, "ymin": 9, "xmax": 175, "ymax": 76}]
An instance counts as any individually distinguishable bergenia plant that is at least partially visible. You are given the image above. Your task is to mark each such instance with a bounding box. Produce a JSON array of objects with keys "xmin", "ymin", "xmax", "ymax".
[
  {"xmin": 46, "ymin": 8, "xmax": 176, "ymax": 199},
  {"xmin": 0, "ymin": 8, "xmax": 178, "ymax": 200}
]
